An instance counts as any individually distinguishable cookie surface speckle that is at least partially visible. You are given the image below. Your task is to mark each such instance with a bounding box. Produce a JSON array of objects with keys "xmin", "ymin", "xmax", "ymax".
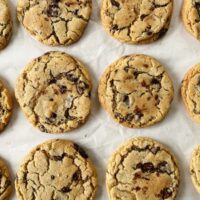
[
  {"xmin": 0, "ymin": 80, "xmax": 12, "ymax": 132},
  {"xmin": 0, "ymin": 0, "xmax": 12, "ymax": 49},
  {"xmin": 17, "ymin": 0, "xmax": 92, "ymax": 46},
  {"xmin": 15, "ymin": 51, "xmax": 92, "ymax": 133},
  {"xmin": 15, "ymin": 139, "xmax": 97, "ymax": 200},
  {"xmin": 182, "ymin": 0, "xmax": 200, "ymax": 41},
  {"xmin": 0, "ymin": 158, "xmax": 12, "ymax": 200},
  {"xmin": 181, "ymin": 63, "xmax": 200, "ymax": 123},
  {"xmin": 98, "ymin": 54, "xmax": 174, "ymax": 128},
  {"xmin": 101, "ymin": 0, "xmax": 173, "ymax": 44},
  {"xmin": 106, "ymin": 137, "xmax": 180, "ymax": 200}
]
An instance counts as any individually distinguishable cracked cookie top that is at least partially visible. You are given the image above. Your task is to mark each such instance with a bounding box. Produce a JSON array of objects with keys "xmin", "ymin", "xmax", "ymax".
[
  {"xmin": 182, "ymin": 0, "xmax": 200, "ymax": 41},
  {"xmin": 98, "ymin": 54, "xmax": 174, "ymax": 128},
  {"xmin": 17, "ymin": 0, "xmax": 92, "ymax": 46},
  {"xmin": 15, "ymin": 51, "xmax": 92, "ymax": 133},
  {"xmin": 181, "ymin": 63, "xmax": 200, "ymax": 123},
  {"xmin": 106, "ymin": 137, "xmax": 180, "ymax": 200},
  {"xmin": 190, "ymin": 144, "xmax": 200, "ymax": 194},
  {"xmin": 0, "ymin": 80, "xmax": 12, "ymax": 132},
  {"xmin": 0, "ymin": 158, "xmax": 12, "ymax": 200},
  {"xmin": 15, "ymin": 139, "xmax": 98, "ymax": 200},
  {"xmin": 0, "ymin": 0, "xmax": 12, "ymax": 49},
  {"xmin": 101, "ymin": 0, "xmax": 173, "ymax": 44}
]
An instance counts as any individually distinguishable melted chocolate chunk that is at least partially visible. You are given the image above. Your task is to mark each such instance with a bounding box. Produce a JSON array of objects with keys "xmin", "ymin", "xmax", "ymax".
[
  {"xmin": 160, "ymin": 188, "xmax": 172, "ymax": 199},
  {"xmin": 51, "ymin": 175, "xmax": 55, "ymax": 180},
  {"xmin": 135, "ymin": 186, "xmax": 141, "ymax": 191},
  {"xmin": 134, "ymin": 107, "xmax": 144, "ymax": 119},
  {"xmin": 151, "ymin": 78, "xmax": 160, "ymax": 85},
  {"xmin": 123, "ymin": 95, "xmax": 130, "ymax": 105},
  {"xmin": 61, "ymin": 186, "xmax": 71, "ymax": 193},
  {"xmin": 110, "ymin": 0, "xmax": 120, "ymax": 7},
  {"xmin": 74, "ymin": 143, "xmax": 88, "ymax": 159},
  {"xmin": 157, "ymin": 161, "xmax": 169, "ymax": 173},
  {"xmin": 48, "ymin": 77, "xmax": 57, "ymax": 84},
  {"xmin": 72, "ymin": 171, "xmax": 80, "ymax": 181},
  {"xmin": 111, "ymin": 24, "xmax": 119, "ymax": 31},
  {"xmin": 47, "ymin": 4, "xmax": 60, "ymax": 17}
]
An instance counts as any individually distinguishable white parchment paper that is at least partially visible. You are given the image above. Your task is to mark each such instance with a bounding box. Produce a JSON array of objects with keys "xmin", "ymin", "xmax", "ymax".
[{"xmin": 1, "ymin": 0, "xmax": 200, "ymax": 199}]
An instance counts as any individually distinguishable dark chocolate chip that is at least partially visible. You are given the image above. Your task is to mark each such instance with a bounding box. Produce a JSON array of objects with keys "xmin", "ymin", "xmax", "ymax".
[
  {"xmin": 134, "ymin": 107, "xmax": 144, "ymax": 119},
  {"xmin": 111, "ymin": 24, "xmax": 118, "ymax": 31},
  {"xmin": 123, "ymin": 95, "xmax": 130, "ymax": 105},
  {"xmin": 51, "ymin": 175, "xmax": 55, "ymax": 180},
  {"xmin": 59, "ymin": 85, "xmax": 67, "ymax": 94},
  {"xmin": 110, "ymin": 0, "xmax": 120, "ymax": 7},
  {"xmin": 48, "ymin": 78, "xmax": 57, "ymax": 84},
  {"xmin": 125, "ymin": 113, "xmax": 134, "ymax": 122},
  {"xmin": 47, "ymin": 4, "xmax": 60, "ymax": 17},
  {"xmin": 151, "ymin": 78, "xmax": 160, "ymax": 85},
  {"xmin": 74, "ymin": 143, "xmax": 88, "ymax": 159},
  {"xmin": 61, "ymin": 186, "xmax": 71, "ymax": 193},
  {"xmin": 139, "ymin": 162, "xmax": 155, "ymax": 173},
  {"xmin": 141, "ymin": 81, "xmax": 148, "ymax": 88},
  {"xmin": 133, "ymin": 71, "xmax": 140, "ymax": 78},
  {"xmin": 72, "ymin": 171, "xmax": 79, "ymax": 181},
  {"xmin": 160, "ymin": 187, "xmax": 172, "ymax": 199},
  {"xmin": 66, "ymin": 74, "xmax": 79, "ymax": 83},
  {"xmin": 39, "ymin": 125, "xmax": 48, "ymax": 133},
  {"xmin": 135, "ymin": 186, "xmax": 141, "ymax": 191},
  {"xmin": 157, "ymin": 161, "xmax": 169, "ymax": 173},
  {"xmin": 77, "ymin": 81, "xmax": 89, "ymax": 95}
]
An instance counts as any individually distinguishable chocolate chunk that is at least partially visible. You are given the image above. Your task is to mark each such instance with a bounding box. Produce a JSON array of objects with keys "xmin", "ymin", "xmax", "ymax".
[
  {"xmin": 66, "ymin": 73, "xmax": 79, "ymax": 83},
  {"xmin": 59, "ymin": 85, "xmax": 67, "ymax": 94},
  {"xmin": 51, "ymin": 175, "xmax": 55, "ymax": 180},
  {"xmin": 151, "ymin": 78, "xmax": 160, "ymax": 85},
  {"xmin": 72, "ymin": 171, "xmax": 79, "ymax": 181},
  {"xmin": 125, "ymin": 113, "xmax": 134, "ymax": 122},
  {"xmin": 39, "ymin": 125, "xmax": 48, "ymax": 133},
  {"xmin": 47, "ymin": 4, "xmax": 60, "ymax": 17},
  {"xmin": 48, "ymin": 77, "xmax": 57, "ymax": 84},
  {"xmin": 111, "ymin": 24, "xmax": 118, "ymax": 31},
  {"xmin": 134, "ymin": 107, "xmax": 144, "ymax": 119},
  {"xmin": 46, "ymin": 112, "xmax": 57, "ymax": 123},
  {"xmin": 143, "ymin": 64, "xmax": 148, "ymax": 68},
  {"xmin": 141, "ymin": 81, "xmax": 148, "ymax": 88},
  {"xmin": 74, "ymin": 143, "xmax": 88, "ymax": 159},
  {"xmin": 52, "ymin": 153, "xmax": 66, "ymax": 161},
  {"xmin": 150, "ymin": 146, "xmax": 160, "ymax": 154},
  {"xmin": 157, "ymin": 161, "xmax": 170, "ymax": 174},
  {"xmin": 136, "ymin": 162, "xmax": 156, "ymax": 173},
  {"xmin": 110, "ymin": 0, "xmax": 120, "ymax": 7},
  {"xmin": 133, "ymin": 71, "xmax": 140, "ymax": 78},
  {"xmin": 61, "ymin": 186, "xmax": 71, "ymax": 193},
  {"xmin": 64, "ymin": 110, "xmax": 76, "ymax": 120},
  {"xmin": 160, "ymin": 188, "xmax": 172, "ymax": 199},
  {"xmin": 77, "ymin": 81, "xmax": 89, "ymax": 95},
  {"xmin": 135, "ymin": 186, "xmax": 141, "ymax": 191},
  {"xmin": 140, "ymin": 14, "xmax": 148, "ymax": 21}
]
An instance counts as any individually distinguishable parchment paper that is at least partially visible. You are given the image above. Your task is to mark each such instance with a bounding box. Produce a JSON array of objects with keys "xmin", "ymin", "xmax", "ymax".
[{"xmin": 1, "ymin": 0, "xmax": 200, "ymax": 199}]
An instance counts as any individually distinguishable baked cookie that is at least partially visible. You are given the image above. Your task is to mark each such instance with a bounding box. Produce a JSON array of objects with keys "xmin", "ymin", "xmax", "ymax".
[
  {"xmin": 182, "ymin": 0, "xmax": 200, "ymax": 41},
  {"xmin": 15, "ymin": 139, "xmax": 97, "ymax": 200},
  {"xmin": 181, "ymin": 63, "xmax": 200, "ymax": 123},
  {"xmin": 98, "ymin": 54, "xmax": 174, "ymax": 128},
  {"xmin": 190, "ymin": 144, "xmax": 200, "ymax": 193},
  {"xmin": 17, "ymin": 0, "xmax": 92, "ymax": 46},
  {"xmin": 0, "ymin": 0, "xmax": 12, "ymax": 49},
  {"xmin": 15, "ymin": 51, "xmax": 92, "ymax": 133},
  {"xmin": 101, "ymin": 0, "xmax": 173, "ymax": 44},
  {"xmin": 106, "ymin": 137, "xmax": 180, "ymax": 200},
  {"xmin": 0, "ymin": 158, "xmax": 12, "ymax": 200},
  {"xmin": 0, "ymin": 80, "xmax": 12, "ymax": 132}
]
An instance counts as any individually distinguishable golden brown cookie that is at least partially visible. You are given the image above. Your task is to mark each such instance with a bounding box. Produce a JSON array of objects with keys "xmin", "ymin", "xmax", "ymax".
[
  {"xmin": 0, "ymin": 0, "xmax": 12, "ymax": 49},
  {"xmin": 106, "ymin": 137, "xmax": 180, "ymax": 200},
  {"xmin": 0, "ymin": 80, "xmax": 12, "ymax": 132},
  {"xmin": 0, "ymin": 158, "xmax": 12, "ymax": 200},
  {"xmin": 181, "ymin": 63, "xmax": 200, "ymax": 123},
  {"xmin": 15, "ymin": 139, "xmax": 97, "ymax": 200},
  {"xmin": 17, "ymin": 0, "xmax": 92, "ymax": 46},
  {"xmin": 182, "ymin": 0, "xmax": 200, "ymax": 41},
  {"xmin": 15, "ymin": 51, "xmax": 92, "ymax": 133},
  {"xmin": 101, "ymin": 0, "xmax": 173, "ymax": 44},
  {"xmin": 98, "ymin": 54, "xmax": 174, "ymax": 128}
]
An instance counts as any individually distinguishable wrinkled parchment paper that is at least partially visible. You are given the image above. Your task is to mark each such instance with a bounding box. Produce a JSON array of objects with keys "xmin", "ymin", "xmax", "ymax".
[{"xmin": 1, "ymin": 0, "xmax": 200, "ymax": 199}]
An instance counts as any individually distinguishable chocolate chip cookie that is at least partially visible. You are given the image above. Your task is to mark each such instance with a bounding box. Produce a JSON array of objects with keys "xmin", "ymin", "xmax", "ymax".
[
  {"xmin": 106, "ymin": 137, "xmax": 180, "ymax": 200},
  {"xmin": 181, "ymin": 63, "xmax": 200, "ymax": 123},
  {"xmin": 15, "ymin": 139, "xmax": 97, "ymax": 200},
  {"xmin": 0, "ymin": 0, "xmax": 12, "ymax": 49},
  {"xmin": 98, "ymin": 54, "xmax": 174, "ymax": 128},
  {"xmin": 101, "ymin": 0, "xmax": 173, "ymax": 44},
  {"xmin": 15, "ymin": 51, "xmax": 92, "ymax": 133},
  {"xmin": 190, "ymin": 144, "xmax": 200, "ymax": 193},
  {"xmin": 0, "ymin": 80, "xmax": 12, "ymax": 132},
  {"xmin": 17, "ymin": 0, "xmax": 92, "ymax": 46},
  {"xmin": 0, "ymin": 158, "xmax": 12, "ymax": 200},
  {"xmin": 182, "ymin": 0, "xmax": 200, "ymax": 41}
]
